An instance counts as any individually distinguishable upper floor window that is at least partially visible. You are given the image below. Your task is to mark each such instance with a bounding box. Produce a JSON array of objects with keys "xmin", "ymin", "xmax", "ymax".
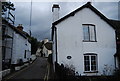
[
  {"xmin": 84, "ymin": 53, "xmax": 98, "ymax": 72},
  {"xmin": 83, "ymin": 24, "xmax": 96, "ymax": 42}
]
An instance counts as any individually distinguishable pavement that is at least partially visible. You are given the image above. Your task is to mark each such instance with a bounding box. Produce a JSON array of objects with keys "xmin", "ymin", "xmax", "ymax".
[{"xmin": 2, "ymin": 57, "xmax": 48, "ymax": 81}]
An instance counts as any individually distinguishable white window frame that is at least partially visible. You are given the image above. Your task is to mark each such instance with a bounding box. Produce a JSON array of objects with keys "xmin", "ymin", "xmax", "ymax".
[
  {"xmin": 84, "ymin": 53, "xmax": 98, "ymax": 73},
  {"xmin": 83, "ymin": 24, "xmax": 97, "ymax": 42}
]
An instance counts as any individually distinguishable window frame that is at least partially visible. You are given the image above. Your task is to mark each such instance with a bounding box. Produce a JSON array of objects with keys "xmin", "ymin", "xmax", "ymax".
[
  {"xmin": 82, "ymin": 24, "xmax": 97, "ymax": 42},
  {"xmin": 84, "ymin": 53, "xmax": 98, "ymax": 73}
]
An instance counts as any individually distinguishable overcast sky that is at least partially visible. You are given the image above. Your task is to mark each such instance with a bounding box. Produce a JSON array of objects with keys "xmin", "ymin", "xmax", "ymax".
[{"xmin": 11, "ymin": 2, "xmax": 119, "ymax": 41}]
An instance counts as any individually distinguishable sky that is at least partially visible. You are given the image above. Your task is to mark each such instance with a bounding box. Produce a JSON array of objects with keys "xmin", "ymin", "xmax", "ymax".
[{"xmin": 10, "ymin": 1, "xmax": 119, "ymax": 41}]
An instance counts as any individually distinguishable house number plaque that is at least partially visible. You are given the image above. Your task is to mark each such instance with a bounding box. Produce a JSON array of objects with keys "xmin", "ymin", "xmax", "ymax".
[{"xmin": 67, "ymin": 56, "xmax": 72, "ymax": 59}]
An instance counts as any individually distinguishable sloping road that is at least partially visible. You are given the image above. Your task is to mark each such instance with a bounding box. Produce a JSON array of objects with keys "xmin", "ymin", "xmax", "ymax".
[{"xmin": 3, "ymin": 57, "xmax": 48, "ymax": 81}]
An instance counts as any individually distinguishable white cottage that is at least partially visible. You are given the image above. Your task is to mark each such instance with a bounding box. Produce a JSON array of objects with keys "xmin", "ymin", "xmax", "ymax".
[
  {"xmin": 2, "ymin": 18, "xmax": 31, "ymax": 67},
  {"xmin": 36, "ymin": 47, "xmax": 42, "ymax": 57},
  {"xmin": 51, "ymin": 2, "xmax": 116, "ymax": 76},
  {"xmin": 40, "ymin": 38, "xmax": 52, "ymax": 57},
  {"xmin": 2, "ymin": 18, "xmax": 15, "ymax": 69},
  {"xmin": 11, "ymin": 24, "xmax": 31, "ymax": 65}
]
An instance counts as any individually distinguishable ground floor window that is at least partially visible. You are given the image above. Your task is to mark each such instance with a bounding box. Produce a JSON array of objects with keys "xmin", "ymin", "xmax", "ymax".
[{"xmin": 84, "ymin": 53, "xmax": 98, "ymax": 72}]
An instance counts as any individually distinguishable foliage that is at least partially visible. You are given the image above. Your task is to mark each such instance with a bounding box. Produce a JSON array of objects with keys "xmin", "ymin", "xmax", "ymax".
[
  {"xmin": 64, "ymin": 64, "xmax": 75, "ymax": 76},
  {"xmin": 38, "ymin": 41, "xmax": 44, "ymax": 49},
  {"xmin": 113, "ymin": 68, "xmax": 120, "ymax": 77},
  {"xmin": 55, "ymin": 62, "xmax": 76, "ymax": 79},
  {"xmin": 30, "ymin": 36, "xmax": 39, "ymax": 54},
  {"xmin": 54, "ymin": 63, "xmax": 120, "ymax": 81},
  {"xmin": 102, "ymin": 64, "xmax": 113, "ymax": 76}
]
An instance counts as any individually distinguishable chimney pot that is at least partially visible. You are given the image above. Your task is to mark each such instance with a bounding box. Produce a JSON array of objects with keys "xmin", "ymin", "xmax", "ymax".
[
  {"xmin": 52, "ymin": 4, "xmax": 60, "ymax": 12},
  {"xmin": 17, "ymin": 24, "xmax": 23, "ymax": 31}
]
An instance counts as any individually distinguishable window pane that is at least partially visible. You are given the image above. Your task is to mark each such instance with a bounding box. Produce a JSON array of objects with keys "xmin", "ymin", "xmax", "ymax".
[
  {"xmin": 89, "ymin": 25, "xmax": 95, "ymax": 41},
  {"xmin": 91, "ymin": 56, "xmax": 96, "ymax": 60},
  {"xmin": 91, "ymin": 61, "xmax": 96, "ymax": 65},
  {"xmin": 85, "ymin": 65, "xmax": 90, "ymax": 71},
  {"xmin": 91, "ymin": 65, "xmax": 96, "ymax": 71},
  {"xmin": 85, "ymin": 61, "xmax": 90, "ymax": 65},
  {"xmin": 85, "ymin": 56, "xmax": 89, "ymax": 60},
  {"xmin": 83, "ymin": 25, "xmax": 89, "ymax": 41},
  {"xmin": 91, "ymin": 56, "xmax": 97, "ymax": 71},
  {"xmin": 84, "ymin": 56, "xmax": 90, "ymax": 71}
]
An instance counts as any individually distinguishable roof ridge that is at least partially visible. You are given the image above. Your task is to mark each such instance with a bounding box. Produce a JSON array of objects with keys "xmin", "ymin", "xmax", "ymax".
[
  {"xmin": 52, "ymin": 2, "xmax": 91, "ymax": 25},
  {"xmin": 52, "ymin": 2, "xmax": 115, "ymax": 29}
]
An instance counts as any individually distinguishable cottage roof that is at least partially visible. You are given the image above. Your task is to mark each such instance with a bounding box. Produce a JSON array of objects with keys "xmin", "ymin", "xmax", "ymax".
[
  {"xmin": 44, "ymin": 42, "xmax": 52, "ymax": 50},
  {"xmin": 52, "ymin": 2, "xmax": 115, "ymax": 29},
  {"xmin": 2, "ymin": 18, "xmax": 30, "ymax": 39},
  {"xmin": 109, "ymin": 19, "xmax": 120, "ymax": 29},
  {"xmin": 109, "ymin": 20, "xmax": 120, "ymax": 41},
  {"xmin": 111, "ymin": 20, "xmax": 120, "ymax": 56}
]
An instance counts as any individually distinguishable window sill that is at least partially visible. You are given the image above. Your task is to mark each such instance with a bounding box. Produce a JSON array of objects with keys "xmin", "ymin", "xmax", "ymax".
[
  {"xmin": 83, "ymin": 40, "xmax": 97, "ymax": 42},
  {"xmin": 84, "ymin": 71, "xmax": 98, "ymax": 73}
]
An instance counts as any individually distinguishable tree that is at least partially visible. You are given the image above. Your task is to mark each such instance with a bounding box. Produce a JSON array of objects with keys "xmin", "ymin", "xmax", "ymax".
[{"xmin": 30, "ymin": 37, "xmax": 39, "ymax": 54}]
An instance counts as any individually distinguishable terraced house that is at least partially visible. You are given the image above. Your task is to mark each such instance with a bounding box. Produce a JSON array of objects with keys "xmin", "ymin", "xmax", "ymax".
[
  {"xmin": 1, "ymin": 2, "xmax": 31, "ymax": 76},
  {"xmin": 2, "ymin": 19, "xmax": 31, "ymax": 71}
]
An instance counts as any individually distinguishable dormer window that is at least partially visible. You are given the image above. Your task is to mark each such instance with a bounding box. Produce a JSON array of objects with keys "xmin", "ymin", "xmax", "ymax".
[{"xmin": 83, "ymin": 24, "xmax": 96, "ymax": 42}]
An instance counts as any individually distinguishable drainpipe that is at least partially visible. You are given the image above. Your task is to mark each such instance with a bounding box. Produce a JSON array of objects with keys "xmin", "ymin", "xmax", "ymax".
[
  {"xmin": 114, "ymin": 29, "xmax": 117, "ymax": 69},
  {"xmin": 54, "ymin": 27, "xmax": 58, "ymax": 63},
  {"xmin": 0, "ymin": 1, "xmax": 2, "ymax": 79}
]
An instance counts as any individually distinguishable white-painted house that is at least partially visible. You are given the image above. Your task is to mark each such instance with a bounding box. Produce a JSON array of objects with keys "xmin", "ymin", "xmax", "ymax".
[
  {"xmin": 42, "ymin": 39, "xmax": 52, "ymax": 57},
  {"xmin": 36, "ymin": 47, "xmax": 42, "ymax": 57},
  {"xmin": 2, "ymin": 18, "xmax": 31, "ymax": 67},
  {"xmin": 11, "ymin": 24, "xmax": 31, "ymax": 65},
  {"xmin": 44, "ymin": 41, "xmax": 52, "ymax": 57},
  {"xmin": 51, "ymin": 2, "xmax": 116, "ymax": 76},
  {"xmin": 2, "ymin": 18, "xmax": 15, "ymax": 69}
]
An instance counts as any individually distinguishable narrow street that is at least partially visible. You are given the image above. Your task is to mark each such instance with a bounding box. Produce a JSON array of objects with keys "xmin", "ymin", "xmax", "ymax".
[{"xmin": 3, "ymin": 57, "xmax": 48, "ymax": 81}]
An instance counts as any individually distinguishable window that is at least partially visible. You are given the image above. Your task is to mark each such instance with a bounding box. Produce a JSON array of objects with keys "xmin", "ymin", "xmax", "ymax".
[
  {"xmin": 24, "ymin": 50, "xmax": 26, "ymax": 58},
  {"xmin": 84, "ymin": 54, "xmax": 98, "ymax": 72},
  {"xmin": 83, "ymin": 24, "xmax": 96, "ymax": 42}
]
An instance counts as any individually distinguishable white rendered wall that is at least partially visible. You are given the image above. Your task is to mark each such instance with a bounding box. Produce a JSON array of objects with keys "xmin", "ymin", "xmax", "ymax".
[
  {"xmin": 12, "ymin": 33, "xmax": 26, "ymax": 64},
  {"xmin": 12, "ymin": 33, "xmax": 31, "ymax": 64},
  {"xmin": 55, "ymin": 8, "xmax": 116, "ymax": 76},
  {"xmin": 5, "ymin": 27, "xmax": 14, "ymax": 60},
  {"xmin": 25, "ymin": 40, "xmax": 31, "ymax": 61}
]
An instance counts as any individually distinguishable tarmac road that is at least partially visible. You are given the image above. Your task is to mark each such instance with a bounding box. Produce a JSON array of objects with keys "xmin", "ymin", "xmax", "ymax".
[{"xmin": 2, "ymin": 57, "xmax": 48, "ymax": 81}]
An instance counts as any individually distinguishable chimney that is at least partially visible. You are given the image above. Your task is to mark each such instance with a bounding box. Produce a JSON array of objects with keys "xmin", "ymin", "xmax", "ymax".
[
  {"xmin": 17, "ymin": 24, "xmax": 23, "ymax": 31},
  {"xmin": 52, "ymin": 4, "xmax": 60, "ymax": 22}
]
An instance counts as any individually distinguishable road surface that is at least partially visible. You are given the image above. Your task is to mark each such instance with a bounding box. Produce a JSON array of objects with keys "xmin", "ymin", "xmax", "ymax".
[{"xmin": 3, "ymin": 57, "xmax": 48, "ymax": 81}]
